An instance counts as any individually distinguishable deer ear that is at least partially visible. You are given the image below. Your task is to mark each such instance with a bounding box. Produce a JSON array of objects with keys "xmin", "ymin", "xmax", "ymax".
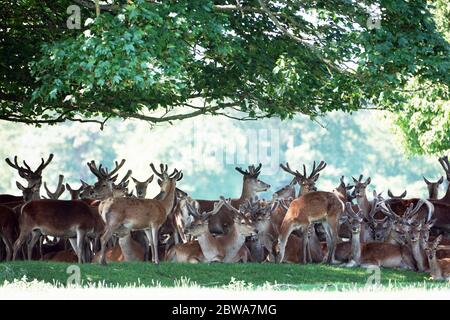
[
  {"xmin": 147, "ymin": 175, "xmax": 154, "ymax": 184},
  {"xmin": 16, "ymin": 181, "xmax": 25, "ymax": 191},
  {"xmin": 365, "ymin": 177, "xmax": 371, "ymax": 186},
  {"xmin": 312, "ymin": 174, "xmax": 320, "ymax": 182},
  {"xmin": 132, "ymin": 177, "xmax": 139, "ymax": 184},
  {"xmin": 438, "ymin": 176, "xmax": 444, "ymax": 184},
  {"xmin": 65, "ymin": 183, "xmax": 73, "ymax": 192}
]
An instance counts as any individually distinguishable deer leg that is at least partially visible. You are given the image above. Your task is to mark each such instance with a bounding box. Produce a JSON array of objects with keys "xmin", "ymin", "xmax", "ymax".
[
  {"xmin": 27, "ymin": 230, "xmax": 41, "ymax": 261},
  {"xmin": 1, "ymin": 234, "xmax": 12, "ymax": 261},
  {"xmin": 99, "ymin": 227, "xmax": 115, "ymax": 266},
  {"xmin": 13, "ymin": 230, "xmax": 30, "ymax": 261},
  {"xmin": 76, "ymin": 230, "xmax": 86, "ymax": 264},
  {"xmin": 151, "ymin": 226, "xmax": 160, "ymax": 264},
  {"xmin": 144, "ymin": 229, "xmax": 154, "ymax": 263}
]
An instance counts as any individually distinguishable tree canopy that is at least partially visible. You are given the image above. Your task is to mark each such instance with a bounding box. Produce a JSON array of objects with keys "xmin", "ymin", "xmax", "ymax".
[{"xmin": 1, "ymin": 0, "xmax": 449, "ymax": 154}]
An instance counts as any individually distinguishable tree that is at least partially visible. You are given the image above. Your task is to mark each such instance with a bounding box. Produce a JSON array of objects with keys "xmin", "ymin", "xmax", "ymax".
[{"xmin": 1, "ymin": 0, "xmax": 449, "ymax": 153}]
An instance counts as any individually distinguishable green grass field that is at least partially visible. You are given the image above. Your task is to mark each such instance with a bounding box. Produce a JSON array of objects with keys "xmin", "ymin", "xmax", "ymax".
[{"xmin": 0, "ymin": 262, "xmax": 448, "ymax": 291}]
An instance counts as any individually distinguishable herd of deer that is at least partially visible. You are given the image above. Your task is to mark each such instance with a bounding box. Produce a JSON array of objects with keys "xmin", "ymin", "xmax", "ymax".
[{"xmin": 1, "ymin": 153, "xmax": 450, "ymax": 281}]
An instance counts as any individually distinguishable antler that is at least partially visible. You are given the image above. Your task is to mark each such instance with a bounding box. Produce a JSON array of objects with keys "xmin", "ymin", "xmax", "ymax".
[
  {"xmin": 219, "ymin": 196, "xmax": 242, "ymax": 216},
  {"xmin": 44, "ymin": 175, "xmax": 65, "ymax": 199},
  {"xmin": 279, "ymin": 162, "xmax": 300, "ymax": 177},
  {"xmin": 280, "ymin": 161, "xmax": 326, "ymax": 180},
  {"xmin": 438, "ymin": 155, "xmax": 450, "ymax": 179},
  {"xmin": 308, "ymin": 160, "xmax": 327, "ymax": 179},
  {"xmin": 387, "ymin": 189, "xmax": 407, "ymax": 199},
  {"xmin": 5, "ymin": 154, "xmax": 54, "ymax": 178},
  {"xmin": 116, "ymin": 169, "xmax": 132, "ymax": 187},
  {"xmin": 235, "ymin": 163, "xmax": 262, "ymax": 178},
  {"xmin": 35, "ymin": 154, "xmax": 54, "ymax": 173}
]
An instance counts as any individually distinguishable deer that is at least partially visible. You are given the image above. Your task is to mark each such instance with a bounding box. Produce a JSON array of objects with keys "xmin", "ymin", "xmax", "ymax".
[
  {"xmin": 332, "ymin": 176, "xmax": 355, "ymax": 203},
  {"xmin": 193, "ymin": 164, "xmax": 270, "ymax": 236},
  {"xmin": 275, "ymin": 190, "xmax": 344, "ymax": 264},
  {"xmin": 132, "ymin": 175, "xmax": 154, "ymax": 198},
  {"xmin": 16, "ymin": 182, "xmax": 40, "ymax": 202},
  {"xmin": 341, "ymin": 202, "xmax": 416, "ymax": 269},
  {"xmin": 425, "ymin": 235, "xmax": 450, "ymax": 280},
  {"xmin": 43, "ymin": 175, "xmax": 65, "ymax": 199},
  {"xmin": 92, "ymin": 233, "xmax": 146, "ymax": 263},
  {"xmin": 12, "ymin": 199, "xmax": 105, "ymax": 263},
  {"xmin": 98, "ymin": 164, "xmax": 182, "ymax": 265},
  {"xmin": 423, "ymin": 176, "xmax": 444, "ymax": 200},
  {"xmin": 279, "ymin": 160, "xmax": 327, "ymax": 196},
  {"xmin": 184, "ymin": 197, "xmax": 257, "ymax": 263}
]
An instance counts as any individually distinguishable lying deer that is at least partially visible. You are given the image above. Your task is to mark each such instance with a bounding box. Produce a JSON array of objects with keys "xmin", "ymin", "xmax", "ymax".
[
  {"xmin": 184, "ymin": 198, "xmax": 257, "ymax": 263},
  {"xmin": 98, "ymin": 164, "xmax": 182, "ymax": 265},
  {"xmin": 12, "ymin": 199, "xmax": 105, "ymax": 263},
  {"xmin": 425, "ymin": 235, "xmax": 450, "ymax": 280},
  {"xmin": 341, "ymin": 203, "xmax": 416, "ymax": 269}
]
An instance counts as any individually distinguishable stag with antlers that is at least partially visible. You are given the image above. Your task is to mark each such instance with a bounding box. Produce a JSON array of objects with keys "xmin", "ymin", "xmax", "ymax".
[{"xmin": 98, "ymin": 164, "xmax": 182, "ymax": 265}]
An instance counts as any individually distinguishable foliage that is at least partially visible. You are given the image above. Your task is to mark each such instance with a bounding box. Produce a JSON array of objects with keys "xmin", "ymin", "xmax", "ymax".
[{"xmin": 0, "ymin": 0, "xmax": 448, "ymax": 154}]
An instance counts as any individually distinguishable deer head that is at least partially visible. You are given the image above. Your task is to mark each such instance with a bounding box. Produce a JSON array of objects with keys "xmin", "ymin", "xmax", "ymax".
[
  {"xmin": 280, "ymin": 160, "xmax": 326, "ymax": 195},
  {"xmin": 333, "ymin": 176, "xmax": 354, "ymax": 201},
  {"xmin": 79, "ymin": 180, "xmax": 95, "ymax": 199},
  {"xmin": 220, "ymin": 196, "xmax": 257, "ymax": 237},
  {"xmin": 272, "ymin": 178, "xmax": 297, "ymax": 200},
  {"xmin": 43, "ymin": 175, "xmax": 65, "ymax": 200},
  {"xmin": 235, "ymin": 164, "xmax": 271, "ymax": 195},
  {"xmin": 423, "ymin": 176, "xmax": 443, "ymax": 200},
  {"xmin": 237, "ymin": 196, "xmax": 278, "ymax": 233},
  {"xmin": 112, "ymin": 169, "xmax": 132, "ymax": 197},
  {"xmin": 150, "ymin": 163, "xmax": 183, "ymax": 198},
  {"xmin": 425, "ymin": 235, "xmax": 442, "ymax": 261},
  {"xmin": 387, "ymin": 189, "xmax": 408, "ymax": 199},
  {"xmin": 16, "ymin": 181, "xmax": 40, "ymax": 202},
  {"xmin": 184, "ymin": 200, "xmax": 224, "ymax": 237},
  {"xmin": 132, "ymin": 175, "xmax": 154, "ymax": 198},
  {"xmin": 351, "ymin": 174, "xmax": 371, "ymax": 199},
  {"xmin": 341, "ymin": 203, "xmax": 364, "ymax": 234},
  {"xmin": 5, "ymin": 154, "xmax": 53, "ymax": 188},
  {"xmin": 87, "ymin": 159, "xmax": 126, "ymax": 199},
  {"xmin": 65, "ymin": 183, "xmax": 83, "ymax": 200}
]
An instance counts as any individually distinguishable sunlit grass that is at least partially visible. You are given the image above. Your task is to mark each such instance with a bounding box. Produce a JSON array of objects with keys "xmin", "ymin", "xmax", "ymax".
[{"xmin": 0, "ymin": 262, "xmax": 448, "ymax": 291}]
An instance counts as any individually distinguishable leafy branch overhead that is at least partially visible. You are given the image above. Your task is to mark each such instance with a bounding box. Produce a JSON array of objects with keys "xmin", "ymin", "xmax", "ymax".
[{"xmin": 1, "ymin": 0, "xmax": 449, "ymax": 154}]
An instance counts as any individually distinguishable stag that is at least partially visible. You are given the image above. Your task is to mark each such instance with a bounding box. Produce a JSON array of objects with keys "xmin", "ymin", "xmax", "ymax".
[{"xmin": 98, "ymin": 164, "xmax": 182, "ymax": 265}]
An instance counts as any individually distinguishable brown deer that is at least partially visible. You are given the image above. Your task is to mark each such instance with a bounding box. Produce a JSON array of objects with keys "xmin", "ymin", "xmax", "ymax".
[
  {"xmin": 195, "ymin": 164, "xmax": 270, "ymax": 235},
  {"xmin": 423, "ymin": 176, "xmax": 444, "ymax": 200},
  {"xmin": 280, "ymin": 160, "xmax": 327, "ymax": 196},
  {"xmin": 16, "ymin": 182, "xmax": 40, "ymax": 202},
  {"xmin": 43, "ymin": 175, "xmax": 65, "ymax": 199},
  {"xmin": 12, "ymin": 199, "xmax": 105, "ymax": 263},
  {"xmin": 98, "ymin": 164, "xmax": 182, "ymax": 265},
  {"xmin": 184, "ymin": 197, "xmax": 257, "ymax": 263},
  {"xmin": 92, "ymin": 233, "xmax": 146, "ymax": 263},
  {"xmin": 341, "ymin": 203, "xmax": 416, "ymax": 269},
  {"xmin": 132, "ymin": 175, "xmax": 154, "ymax": 198},
  {"xmin": 425, "ymin": 235, "xmax": 450, "ymax": 280},
  {"xmin": 276, "ymin": 191, "xmax": 344, "ymax": 264}
]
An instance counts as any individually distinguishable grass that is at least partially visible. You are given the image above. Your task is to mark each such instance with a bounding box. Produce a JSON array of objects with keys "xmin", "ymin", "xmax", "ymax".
[{"xmin": 0, "ymin": 261, "xmax": 448, "ymax": 291}]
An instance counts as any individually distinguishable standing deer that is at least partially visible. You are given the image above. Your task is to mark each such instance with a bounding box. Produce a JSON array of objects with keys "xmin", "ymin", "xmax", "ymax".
[
  {"xmin": 16, "ymin": 182, "xmax": 40, "ymax": 202},
  {"xmin": 276, "ymin": 191, "xmax": 344, "ymax": 264},
  {"xmin": 272, "ymin": 178, "xmax": 297, "ymax": 200},
  {"xmin": 279, "ymin": 160, "xmax": 327, "ymax": 196},
  {"xmin": 196, "ymin": 164, "xmax": 270, "ymax": 235},
  {"xmin": 132, "ymin": 175, "xmax": 154, "ymax": 198},
  {"xmin": 98, "ymin": 164, "xmax": 182, "ymax": 265},
  {"xmin": 43, "ymin": 175, "xmax": 65, "ymax": 199},
  {"xmin": 423, "ymin": 176, "xmax": 444, "ymax": 200},
  {"xmin": 12, "ymin": 200, "xmax": 105, "ymax": 263},
  {"xmin": 0, "ymin": 205, "xmax": 19, "ymax": 261}
]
